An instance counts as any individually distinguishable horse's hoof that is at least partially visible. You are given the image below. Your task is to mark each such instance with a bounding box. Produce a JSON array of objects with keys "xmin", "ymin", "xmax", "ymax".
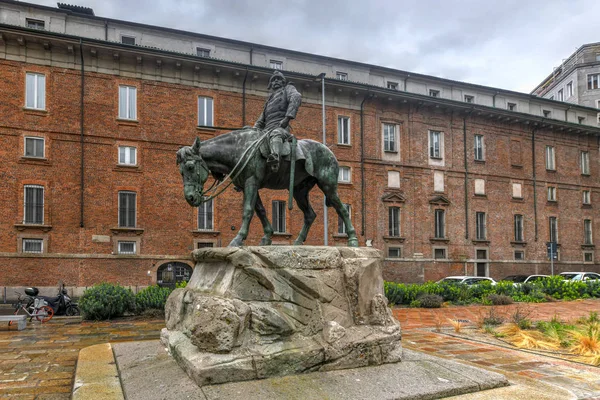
[
  {"xmin": 347, "ymin": 238, "xmax": 359, "ymax": 247},
  {"xmin": 228, "ymin": 237, "xmax": 244, "ymax": 247},
  {"xmin": 259, "ymin": 237, "xmax": 272, "ymax": 246}
]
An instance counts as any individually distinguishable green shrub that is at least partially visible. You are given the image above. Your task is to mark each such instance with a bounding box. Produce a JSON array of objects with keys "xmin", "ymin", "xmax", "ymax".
[
  {"xmin": 417, "ymin": 294, "xmax": 443, "ymax": 308},
  {"xmin": 135, "ymin": 285, "xmax": 173, "ymax": 312},
  {"xmin": 487, "ymin": 294, "xmax": 513, "ymax": 305},
  {"xmin": 79, "ymin": 283, "xmax": 135, "ymax": 320}
]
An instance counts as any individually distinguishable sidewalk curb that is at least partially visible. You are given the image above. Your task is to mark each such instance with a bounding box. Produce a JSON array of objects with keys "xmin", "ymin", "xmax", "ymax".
[{"xmin": 72, "ymin": 343, "xmax": 125, "ymax": 400}]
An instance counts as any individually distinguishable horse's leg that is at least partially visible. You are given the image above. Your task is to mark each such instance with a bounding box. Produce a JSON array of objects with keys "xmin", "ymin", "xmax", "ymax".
[
  {"xmin": 228, "ymin": 180, "xmax": 258, "ymax": 247},
  {"xmin": 318, "ymin": 182, "xmax": 359, "ymax": 247},
  {"xmin": 292, "ymin": 178, "xmax": 317, "ymax": 245},
  {"xmin": 255, "ymin": 193, "xmax": 273, "ymax": 245}
]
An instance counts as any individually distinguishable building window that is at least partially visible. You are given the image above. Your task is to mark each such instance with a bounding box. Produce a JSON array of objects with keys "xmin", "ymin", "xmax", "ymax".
[
  {"xmin": 433, "ymin": 248, "xmax": 446, "ymax": 260},
  {"xmin": 474, "ymin": 134, "xmax": 484, "ymax": 161},
  {"xmin": 581, "ymin": 151, "xmax": 590, "ymax": 175},
  {"xmin": 388, "ymin": 207, "xmax": 400, "ymax": 237},
  {"xmin": 198, "ymin": 96, "xmax": 214, "ymax": 127},
  {"xmin": 383, "ymin": 123, "xmax": 397, "ymax": 152},
  {"xmin": 118, "ymin": 146, "xmax": 137, "ymax": 166},
  {"xmin": 549, "ymin": 96, "xmax": 554, "ymax": 101},
  {"xmin": 543, "ymin": 110, "xmax": 551, "ymax": 118},
  {"xmin": 507, "ymin": 102, "xmax": 517, "ymax": 111},
  {"xmin": 26, "ymin": 18, "xmax": 45, "ymax": 29},
  {"xmin": 584, "ymin": 252, "xmax": 594, "ymax": 263},
  {"xmin": 545, "ymin": 145, "xmax": 555, "ymax": 170},
  {"xmin": 549, "ymin": 216, "xmax": 558, "ymax": 243},
  {"xmin": 547, "ymin": 186, "xmax": 557, "ymax": 202},
  {"xmin": 475, "ymin": 212, "xmax": 486, "ymax": 240},
  {"xmin": 24, "ymin": 137, "xmax": 45, "ymax": 158},
  {"xmin": 566, "ymin": 82, "xmax": 573, "ymax": 97},
  {"xmin": 588, "ymin": 74, "xmax": 600, "ymax": 90},
  {"xmin": 118, "ymin": 86, "xmax": 137, "ymax": 120},
  {"xmin": 337, "ymin": 116, "xmax": 350, "ymax": 145},
  {"xmin": 579, "ymin": 117, "xmax": 586, "ymax": 124},
  {"xmin": 197, "ymin": 242, "xmax": 214, "ymax": 248},
  {"xmin": 121, "ymin": 35, "xmax": 136, "ymax": 45},
  {"xmin": 117, "ymin": 241, "xmax": 136, "ymax": 255},
  {"xmin": 196, "ymin": 48, "xmax": 211, "ymax": 57},
  {"xmin": 429, "ymin": 89, "xmax": 439, "ymax": 97},
  {"xmin": 270, "ymin": 60, "xmax": 283, "ymax": 70},
  {"xmin": 272, "ymin": 200, "xmax": 286, "ymax": 233},
  {"xmin": 24, "ymin": 185, "xmax": 44, "ymax": 224},
  {"xmin": 198, "ymin": 198, "xmax": 214, "ymax": 231},
  {"xmin": 512, "ymin": 183, "xmax": 523, "ymax": 199},
  {"xmin": 429, "ymin": 131, "xmax": 442, "ymax": 159},
  {"xmin": 118, "ymin": 191, "xmax": 136, "ymax": 228},
  {"xmin": 584, "ymin": 219, "xmax": 593, "ymax": 245},
  {"xmin": 388, "ymin": 247, "xmax": 401, "ymax": 258},
  {"xmin": 25, "ymin": 73, "xmax": 45, "ymax": 110},
  {"xmin": 514, "ymin": 250, "xmax": 525, "ymax": 260},
  {"xmin": 387, "ymin": 82, "xmax": 398, "ymax": 90},
  {"xmin": 464, "ymin": 95, "xmax": 474, "ymax": 103},
  {"xmin": 22, "ymin": 238, "xmax": 43, "ymax": 253},
  {"xmin": 514, "ymin": 214, "xmax": 524, "ymax": 242},
  {"xmin": 338, "ymin": 166, "xmax": 351, "ymax": 183},
  {"xmin": 434, "ymin": 209, "xmax": 445, "ymax": 239},
  {"xmin": 557, "ymin": 89, "xmax": 563, "ymax": 102},
  {"xmin": 583, "ymin": 190, "xmax": 591, "ymax": 205},
  {"xmin": 337, "ymin": 204, "xmax": 351, "ymax": 235},
  {"xmin": 336, "ymin": 72, "xmax": 348, "ymax": 81}
]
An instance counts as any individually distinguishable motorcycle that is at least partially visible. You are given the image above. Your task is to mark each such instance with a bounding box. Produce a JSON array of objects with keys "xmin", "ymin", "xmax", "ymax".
[{"xmin": 23, "ymin": 283, "xmax": 80, "ymax": 316}]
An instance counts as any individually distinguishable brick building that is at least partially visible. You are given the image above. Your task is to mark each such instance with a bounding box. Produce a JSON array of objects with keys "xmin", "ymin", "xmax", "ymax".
[{"xmin": 1, "ymin": 1, "xmax": 600, "ymax": 297}]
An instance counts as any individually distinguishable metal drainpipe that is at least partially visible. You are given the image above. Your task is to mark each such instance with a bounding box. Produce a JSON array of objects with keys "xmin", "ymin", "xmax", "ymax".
[
  {"xmin": 403, "ymin": 74, "xmax": 410, "ymax": 91},
  {"xmin": 493, "ymin": 91, "xmax": 498, "ymax": 107},
  {"xmin": 79, "ymin": 39, "xmax": 85, "ymax": 228},
  {"xmin": 359, "ymin": 93, "xmax": 370, "ymax": 237},
  {"xmin": 532, "ymin": 127, "xmax": 538, "ymax": 241},
  {"xmin": 249, "ymin": 46, "xmax": 253, "ymax": 65},
  {"xmin": 463, "ymin": 112, "xmax": 470, "ymax": 239},
  {"xmin": 104, "ymin": 20, "xmax": 108, "ymax": 41},
  {"xmin": 242, "ymin": 68, "xmax": 248, "ymax": 126}
]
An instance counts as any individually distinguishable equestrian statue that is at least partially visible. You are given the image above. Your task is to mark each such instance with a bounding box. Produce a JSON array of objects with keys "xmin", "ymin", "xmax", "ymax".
[{"xmin": 176, "ymin": 71, "xmax": 358, "ymax": 247}]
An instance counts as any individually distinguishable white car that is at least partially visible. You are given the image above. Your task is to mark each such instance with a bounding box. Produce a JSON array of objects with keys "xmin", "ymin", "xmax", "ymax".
[
  {"xmin": 559, "ymin": 272, "xmax": 600, "ymax": 282},
  {"xmin": 501, "ymin": 275, "xmax": 550, "ymax": 286},
  {"xmin": 437, "ymin": 276, "xmax": 497, "ymax": 285}
]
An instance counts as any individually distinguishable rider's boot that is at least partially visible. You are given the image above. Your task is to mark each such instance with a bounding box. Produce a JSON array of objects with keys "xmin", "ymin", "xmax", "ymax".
[{"xmin": 267, "ymin": 137, "xmax": 282, "ymax": 173}]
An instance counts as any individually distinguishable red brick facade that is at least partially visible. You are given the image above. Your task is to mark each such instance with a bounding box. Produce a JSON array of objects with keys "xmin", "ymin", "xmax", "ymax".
[{"xmin": 1, "ymin": 33, "xmax": 600, "ymax": 292}]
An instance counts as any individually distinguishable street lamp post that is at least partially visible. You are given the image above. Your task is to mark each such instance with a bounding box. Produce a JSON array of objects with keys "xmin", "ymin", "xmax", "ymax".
[{"xmin": 316, "ymin": 73, "xmax": 327, "ymax": 245}]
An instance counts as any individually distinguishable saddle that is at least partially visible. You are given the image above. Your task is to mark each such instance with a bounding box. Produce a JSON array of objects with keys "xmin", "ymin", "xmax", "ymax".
[{"xmin": 259, "ymin": 138, "xmax": 292, "ymax": 160}]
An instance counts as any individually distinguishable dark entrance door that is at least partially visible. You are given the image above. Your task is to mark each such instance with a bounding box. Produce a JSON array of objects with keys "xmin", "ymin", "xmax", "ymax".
[
  {"xmin": 476, "ymin": 249, "xmax": 488, "ymax": 276},
  {"xmin": 157, "ymin": 262, "xmax": 193, "ymax": 288}
]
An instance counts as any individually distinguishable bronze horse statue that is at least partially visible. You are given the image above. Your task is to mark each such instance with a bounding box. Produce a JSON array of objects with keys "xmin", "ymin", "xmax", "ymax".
[{"xmin": 176, "ymin": 129, "xmax": 358, "ymax": 247}]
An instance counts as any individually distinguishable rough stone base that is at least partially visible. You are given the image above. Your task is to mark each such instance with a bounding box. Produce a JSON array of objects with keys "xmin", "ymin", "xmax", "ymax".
[
  {"xmin": 114, "ymin": 341, "xmax": 509, "ymax": 400},
  {"xmin": 161, "ymin": 246, "xmax": 402, "ymax": 386}
]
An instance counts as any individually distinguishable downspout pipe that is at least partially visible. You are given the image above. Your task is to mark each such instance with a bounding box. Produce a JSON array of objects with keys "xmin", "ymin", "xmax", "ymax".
[
  {"xmin": 104, "ymin": 20, "xmax": 108, "ymax": 41},
  {"xmin": 403, "ymin": 74, "xmax": 410, "ymax": 91},
  {"xmin": 463, "ymin": 112, "xmax": 470, "ymax": 239},
  {"xmin": 492, "ymin": 91, "xmax": 498, "ymax": 108},
  {"xmin": 359, "ymin": 93, "xmax": 370, "ymax": 237},
  {"xmin": 79, "ymin": 39, "xmax": 85, "ymax": 228},
  {"xmin": 532, "ymin": 127, "xmax": 538, "ymax": 241},
  {"xmin": 242, "ymin": 67, "xmax": 248, "ymax": 126}
]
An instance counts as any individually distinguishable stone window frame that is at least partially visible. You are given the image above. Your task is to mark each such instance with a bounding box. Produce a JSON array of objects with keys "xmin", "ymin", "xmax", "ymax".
[
  {"xmin": 120, "ymin": 35, "xmax": 136, "ymax": 45},
  {"xmin": 587, "ymin": 73, "xmax": 600, "ymax": 90},
  {"xmin": 337, "ymin": 115, "xmax": 351, "ymax": 145},
  {"xmin": 583, "ymin": 251, "xmax": 594, "ymax": 263},
  {"xmin": 566, "ymin": 81, "xmax": 573, "ymax": 98},
  {"xmin": 545, "ymin": 145, "xmax": 556, "ymax": 170},
  {"xmin": 583, "ymin": 190, "xmax": 591, "ymax": 205},
  {"xmin": 336, "ymin": 71, "xmax": 348, "ymax": 81},
  {"xmin": 25, "ymin": 72, "xmax": 46, "ymax": 110},
  {"xmin": 338, "ymin": 166, "xmax": 351, "ymax": 184},
  {"xmin": 385, "ymin": 245, "xmax": 403, "ymax": 259},
  {"xmin": 113, "ymin": 236, "xmax": 141, "ymax": 256},
  {"xmin": 118, "ymin": 145, "xmax": 137, "ymax": 166},
  {"xmin": 382, "ymin": 123, "xmax": 398, "ymax": 153},
  {"xmin": 387, "ymin": 81, "xmax": 398, "ymax": 90},
  {"xmin": 23, "ymin": 184, "xmax": 44, "ymax": 225},
  {"xmin": 428, "ymin": 130, "xmax": 443, "ymax": 160},
  {"xmin": 547, "ymin": 186, "xmax": 557, "ymax": 202},
  {"xmin": 196, "ymin": 47, "xmax": 211, "ymax": 58},
  {"xmin": 428, "ymin": 89, "xmax": 440, "ymax": 97},
  {"xmin": 198, "ymin": 96, "xmax": 214, "ymax": 127},
  {"xmin": 17, "ymin": 233, "xmax": 48, "ymax": 254},
  {"xmin": 194, "ymin": 239, "xmax": 218, "ymax": 249},
  {"xmin": 581, "ymin": 151, "xmax": 590, "ymax": 175},
  {"xmin": 434, "ymin": 209, "xmax": 446, "ymax": 239},
  {"xmin": 475, "ymin": 211, "xmax": 486, "ymax": 240},
  {"xmin": 269, "ymin": 60, "xmax": 283, "ymax": 70},
  {"xmin": 388, "ymin": 206, "xmax": 401, "ymax": 237},
  {"xmin": 118, "ymin": 191, "xmax": 137, "ymax": 228},
  {"xmin": 24, "ymin": 136, "xmax": 45, "ymax": 158},
  {"xmin": 514, "ymin": 250, "xmax": 525, "ymax": 261},
  {"xmin": 432, "ymin": 246, "xmax": 448, "ymax": 260},
  {"xmin": 272, "ymin": 200, "xmax": 287, "ymax": 234},
  {"xmin": 507, "ymin": 102, "xmax": 517, "ymax": 111},
  {"xmin": 514, "ymin": 214, "xmax": 524, "ymax": 242},
  {"xmin": 198, "ymin": 198, "xmax": 214, "ymax": 231},
  {"xmin": 464, "ymin": 94, "xmax": 475, "ymax": 103},
  {"xmin": 474, "ymin": 134, "xmax": 485, "ymax": 161},
  {"xmin": 584, "ymin": 219, "xmax": 593, "ymax": 245},
  {"xmin": 118, "ymin": 85, "xmax": 137, "ymax": 120}
]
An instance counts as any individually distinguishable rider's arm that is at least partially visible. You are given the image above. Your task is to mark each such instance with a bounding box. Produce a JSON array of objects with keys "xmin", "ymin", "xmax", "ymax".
[
  {"xmin": 254, "ymin": 112, "xmax": 265, "ymax": 129},
  {"xmin": 284, "ymin": 85, "xmax": 302, "ymax": 120}
]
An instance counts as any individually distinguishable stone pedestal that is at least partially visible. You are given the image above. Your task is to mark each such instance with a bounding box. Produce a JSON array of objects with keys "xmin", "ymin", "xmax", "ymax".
[{"xmin": 161, "ymin": 246, "xmax": 401, "ymax": 387}]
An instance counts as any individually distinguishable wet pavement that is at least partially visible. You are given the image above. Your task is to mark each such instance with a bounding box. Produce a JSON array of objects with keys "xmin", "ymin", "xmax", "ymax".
[{"xmin": 0, "ymin": 299, "xmax": 599, "ymax": 399}]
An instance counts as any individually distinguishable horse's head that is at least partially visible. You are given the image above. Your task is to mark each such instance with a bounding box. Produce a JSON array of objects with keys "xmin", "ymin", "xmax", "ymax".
[{"xmin": 176, "ymin": 137, "xmax": 210, "ymax": 207}]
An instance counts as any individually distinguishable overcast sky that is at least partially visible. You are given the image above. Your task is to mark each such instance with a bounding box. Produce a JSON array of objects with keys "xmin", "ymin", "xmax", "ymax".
[{"xmin": 28, "ymin": 0, "xmax": 599, "ymax": 93}]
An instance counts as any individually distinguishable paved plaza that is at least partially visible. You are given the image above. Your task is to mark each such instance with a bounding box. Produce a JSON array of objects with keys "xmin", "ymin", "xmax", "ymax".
[{"xmin": 1, "ymin": 300, "xmax": 600, "ymax": 399}]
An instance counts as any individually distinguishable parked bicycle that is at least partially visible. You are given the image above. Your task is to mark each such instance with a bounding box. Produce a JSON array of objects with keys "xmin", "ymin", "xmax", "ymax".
[{"xmin": 8, "ymin": 291, "xmax": 54, "ymax": 326}]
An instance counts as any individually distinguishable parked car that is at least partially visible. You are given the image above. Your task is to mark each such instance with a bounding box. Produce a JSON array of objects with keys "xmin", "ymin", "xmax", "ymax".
[
  {"xmin": 558, "ymin": 272, "xmax": 600, "ymax": 282},
  {"xmin": 501, "ymin": 274, "xmax": 550, "ymax": 285},
  {"xmin": 437, "ymin": 276, "xmax": 497, "ymax": 285}
]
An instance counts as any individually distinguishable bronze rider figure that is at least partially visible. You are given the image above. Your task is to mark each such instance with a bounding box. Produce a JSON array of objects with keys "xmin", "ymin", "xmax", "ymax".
[{"xmin": 254, "ymin": 71, "xmax": 302, "ymax": 173}]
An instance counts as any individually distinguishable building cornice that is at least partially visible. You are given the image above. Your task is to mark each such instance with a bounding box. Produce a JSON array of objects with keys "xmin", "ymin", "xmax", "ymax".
[{"xmin": 1, "ymin": 23, "xmax": 600, "ymax": 136}]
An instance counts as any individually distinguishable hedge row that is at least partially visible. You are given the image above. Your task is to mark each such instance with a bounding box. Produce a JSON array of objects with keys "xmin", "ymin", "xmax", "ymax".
[
  {"xmin": 79, "ymin": 281, "xmax": 187, "ymax": 320},
  {"xmin": 384, "ymin": 276, "xmax": 600, "ymax": 307}
]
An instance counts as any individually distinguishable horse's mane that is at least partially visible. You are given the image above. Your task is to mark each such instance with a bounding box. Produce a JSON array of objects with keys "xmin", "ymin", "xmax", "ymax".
[{"xmin": 176, "ymin": 145, "xmax": 196, "ymax": 165}]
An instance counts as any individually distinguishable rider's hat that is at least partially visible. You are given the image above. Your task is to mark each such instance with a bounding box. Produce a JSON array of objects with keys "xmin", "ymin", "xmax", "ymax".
[{"xmin": 267, "ymin": 70, "xmax": 287, "ymax": 89}]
